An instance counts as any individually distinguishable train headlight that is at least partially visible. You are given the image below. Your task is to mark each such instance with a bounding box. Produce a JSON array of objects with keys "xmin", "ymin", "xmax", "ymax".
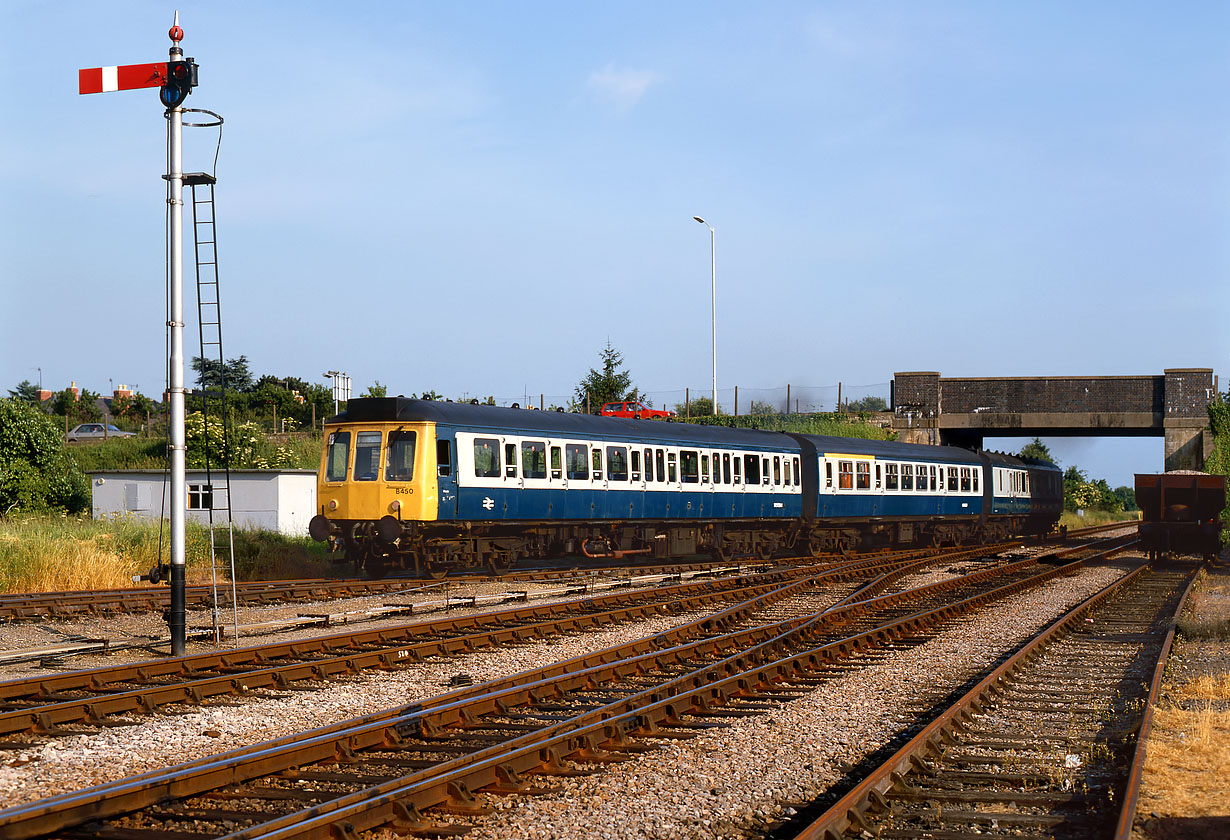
[
  {"xmin": 389, "ymin": 499, "xmax": 401, "ymax": 513},
  {"xmin": 327, "ymin": 499, "xmax": 338, "ymax": 511}
]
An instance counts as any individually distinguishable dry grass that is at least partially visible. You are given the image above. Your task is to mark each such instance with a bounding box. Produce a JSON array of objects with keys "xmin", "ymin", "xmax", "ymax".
[
  {"xmin": 1134, "ymin": 568, "xmax": 1230, "ymax": 831},
  {"xmin": 1139, "ymin": 706, "xmax": 1230, "ymax": 818}
]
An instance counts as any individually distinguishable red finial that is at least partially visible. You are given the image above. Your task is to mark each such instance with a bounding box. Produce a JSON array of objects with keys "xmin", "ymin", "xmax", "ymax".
[{"xmin": 169, "ymin": 11, "xmax": 183, "ymax": 42}]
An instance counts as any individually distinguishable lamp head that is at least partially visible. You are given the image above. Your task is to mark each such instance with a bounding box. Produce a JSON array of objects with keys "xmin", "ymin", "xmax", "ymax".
[{"xmin": 693, "ymin": 216, "xmax": 705, "ymax": 224}]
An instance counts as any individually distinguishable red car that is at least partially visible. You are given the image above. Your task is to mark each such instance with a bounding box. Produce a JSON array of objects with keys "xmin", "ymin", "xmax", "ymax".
[{"xmin": 599, "ymin": 400, "xmax": 674, "ymax": 420}]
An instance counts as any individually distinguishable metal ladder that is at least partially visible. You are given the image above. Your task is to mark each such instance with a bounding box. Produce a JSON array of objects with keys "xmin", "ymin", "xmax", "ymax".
[{"xmin": 184, "ymin": 171, "xmax": 238, "ymax": 644}]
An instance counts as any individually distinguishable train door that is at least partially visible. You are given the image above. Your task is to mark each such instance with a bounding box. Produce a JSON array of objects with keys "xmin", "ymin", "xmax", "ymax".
[{"xmin": 435, "ymin": 433, "xmax": 458, "ymax": 519}]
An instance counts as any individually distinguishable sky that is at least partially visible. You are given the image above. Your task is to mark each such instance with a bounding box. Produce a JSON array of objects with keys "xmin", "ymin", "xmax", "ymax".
[{"xmin": 2, "ymin": 2, "xmax": 1227, "ymax": 488}]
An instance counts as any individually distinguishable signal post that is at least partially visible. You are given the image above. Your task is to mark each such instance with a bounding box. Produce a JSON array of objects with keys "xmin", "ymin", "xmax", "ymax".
[{"xmin": 80, "ymin": 15, "xmax": 199, "ymax": 655}]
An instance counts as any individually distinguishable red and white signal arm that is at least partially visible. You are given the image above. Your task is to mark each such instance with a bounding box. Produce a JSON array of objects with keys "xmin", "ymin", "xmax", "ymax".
[{"xmin": 79, "ymin": 62, "xmax": 169, "ymax": 95}]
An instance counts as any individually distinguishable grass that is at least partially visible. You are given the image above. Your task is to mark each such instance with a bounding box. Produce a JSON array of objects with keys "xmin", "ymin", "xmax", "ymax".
[
  {"xmin": 1059, "ymin": 509, "xmax": 1141, "ymax": 529},
  {"xmin": 1136, "ymin": 568, "xmax": 1230, "ymax": 821},
  {"xmin": 0, "ymin": 514, "xmax": 337, "ymax": 593}
]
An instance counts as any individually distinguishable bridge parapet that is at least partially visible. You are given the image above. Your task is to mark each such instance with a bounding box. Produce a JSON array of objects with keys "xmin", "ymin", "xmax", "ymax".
[{"xmin": 891, "ymin": 369, "xmax": 1216, "ymax": 471}]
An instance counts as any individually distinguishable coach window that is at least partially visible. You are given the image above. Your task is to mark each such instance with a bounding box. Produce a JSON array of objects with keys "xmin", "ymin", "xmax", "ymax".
[
  {"xmin": 901, "ymin": 463, "xmax": 912, "ymax": 491},
  {"xmin": 773, "ymin": 456, "xmax": 781, "ymax": 485},
  {"xmin": 948, "ymin": 467, "xmax": 959, "ymax": 493},
  {"xmin": 667, "ymin": 452, "xmax": 678, "ymax": 483},
  {"xmin": 793, "ymin": 457, "xmax": 800, "ymax": 486},
  {"xmin": 473, "ymin": 438, "xmax": 500, "ymax": 478},
  {"xmin": 504, "ymin": 444, "xmax": 518, "ymax": 478},
  {"xmin": 744, "ymin": 454, "xmax": 760, "ymax": 486},
  {"xmin": 550, "ymin": 446, "xmax": 562, "ymax": 480},
  {"xmin": 838, "ymin": 460, "xmax": 853, "ymax": 490},
  {"xmin": 960, "ymin": 467, "xmax": 971, "ymax": 493},
  {"xmin": 929, "ymin": 465, "xmax": 937, "ymax": 491},
  {"xmin": 631, "ymin": 450, "xmax": 642, "ymax": 482},
  {"xmin": 565, "ymin": 444, "xmax": 588, "ymax": 481},
  {"xmin": 591, "ymin": 448, "xmax": 603, "ymax": 481},
  {"xmin": 856, "ymin": 461, "xmax": 871, "ymax": 490},
  {"xmin": 702, "ymin": 454, "xmax": 711, "ymax": 484},
  {"xmin": 325, "ymin": 431, "xmax": 351, "ymax": 482},
  {"xmin": 522, "ymin": 441, "xmax": 547, "ymax": 480},
  {"xmin": 385, "ymin": 430, "xmax": 416, "ymax": 482},
  {"xmin": 680, "ymin": 450, "xmax": 699, "ymax": 484},
  {"xmin": 886, "ymin": 463, "xmax": 899, "ymax": 491},
  {"xmin": 355, "ymin": 432, "xmax": 382, "ymax": 481},
  {"xmin": 825, "ymin": 461, "xmax": 833, "ymax": 488},
  {"xmin": 875, "ymin": 463, "xmax": 882, "ymax": 489},
  {"xmin": 607, "ymin": 446, "xmax": 629, "ymax": 481},
  {"xmin": 723, "ymin": 453, "xmax": 731, "ymax": 484},
  {"xmin": 762, "ymin": 457, "xmax": 771, "ymax": 485},
  {"xmin": 436, "ymin": 439, "xmax": 452, "ymax": 478},
  {"xmin": 973, "ymin": 470, "xmax": 979, "ymax": 493},
  {"xmin": 656, "ymin": 449, "xmax": 666, "ymax": 483},
  {"xmin": 733, "ymin": 456, "xmax": 742, "ymax": 484}
]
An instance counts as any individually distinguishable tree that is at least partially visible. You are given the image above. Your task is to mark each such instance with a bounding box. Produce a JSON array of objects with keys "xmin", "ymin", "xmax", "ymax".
[
  {"xmin": 50, "ymin": 388, "xmax": 102, "ymax": 423},
  {"xmin": 361, "ymin": 381, "xmax": 388, "ymax": 398},
  {"xmin": 8, "ymin": 380, "xmax": 41, "ymax": 403},
  {"xmin": 573, "ymin": 341, "xmax": 638, "ymax": 413},
  {"xmin": 845, "ymin": 396, "xmax": 888, "ymax": 412},
  {"xmin": 748, "ymin": 400, "xmax": 779, "ymax": 416},
  {"xmin": 1112, "ymin": 486, "xmax": 1139, "ymax": 512},
  {"xmin": 1019, "ymin": 438, "xmax": 1056, "ymax": 465},
  {"xmin": 191, "ymin": 355, "xmax": 253, "ymax": 392},
  {"xmin": 673, "ymin": 395, "xmax": 717, "ymax": 418},
  {"xmin": 0, "ymin": 398, "xmax": 90, "ymax": 514}
]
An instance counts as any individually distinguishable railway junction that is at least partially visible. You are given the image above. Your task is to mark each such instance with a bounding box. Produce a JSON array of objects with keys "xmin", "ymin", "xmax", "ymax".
[{"xmin": 0, "ymin": 522, "xmax": 1222, "ymax": 840}]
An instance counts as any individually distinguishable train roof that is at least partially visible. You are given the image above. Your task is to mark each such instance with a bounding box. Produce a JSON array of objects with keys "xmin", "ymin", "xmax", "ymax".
[
  {"xmin": 795, "ymin": 434, "xmax": 983, "ymax": 463},
  {"xmin": 332, "ymin": 398, "xmax": 800, "ymax": 450}
]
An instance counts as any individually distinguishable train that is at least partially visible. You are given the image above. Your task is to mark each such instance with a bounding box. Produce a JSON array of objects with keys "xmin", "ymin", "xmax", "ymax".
[
  {"xmin": 1135, "ymin": 472, "xmax": 1226, "ymax": 560},
  {"xmin": 308, "ymin": 398, "xmax": 1064, "ymax": 578}
]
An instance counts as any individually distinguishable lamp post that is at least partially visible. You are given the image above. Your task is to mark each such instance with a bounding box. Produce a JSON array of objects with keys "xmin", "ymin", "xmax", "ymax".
[
  {"xmin": 693, "ymin": 216, "xmax": 716, "ymax": 415},
  {"xmin": 323, "ymin": 371, "xmax": 350, "ymax": 416}
]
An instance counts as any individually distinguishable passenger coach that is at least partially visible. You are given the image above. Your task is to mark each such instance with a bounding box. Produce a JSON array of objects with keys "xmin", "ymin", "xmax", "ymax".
[{"xmin": 309, "ymin": 398, "xmax": 1063, "ymax": 577}]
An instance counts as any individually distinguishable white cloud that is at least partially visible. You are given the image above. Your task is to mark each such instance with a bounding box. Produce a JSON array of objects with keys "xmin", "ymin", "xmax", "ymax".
[{"xmin": 587, "ymin": 64, "xmax": 663, "ymax": 111}]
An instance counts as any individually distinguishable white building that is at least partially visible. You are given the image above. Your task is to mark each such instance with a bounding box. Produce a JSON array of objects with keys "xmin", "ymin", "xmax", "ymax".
[{"xmin": 89, "ymin": 470, "xmax": 318, "ymax": 536}]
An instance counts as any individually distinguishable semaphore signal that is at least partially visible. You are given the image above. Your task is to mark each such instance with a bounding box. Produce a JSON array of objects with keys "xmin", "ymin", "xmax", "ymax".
[{"xmin": 78, "ymin": 12, "xmax": 199, "ymax": 656}]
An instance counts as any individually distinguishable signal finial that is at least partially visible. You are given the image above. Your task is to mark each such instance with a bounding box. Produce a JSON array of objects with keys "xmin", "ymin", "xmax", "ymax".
[{"xmin": 169, "ymin": 11, "xmax": 183, "ymax": 43}]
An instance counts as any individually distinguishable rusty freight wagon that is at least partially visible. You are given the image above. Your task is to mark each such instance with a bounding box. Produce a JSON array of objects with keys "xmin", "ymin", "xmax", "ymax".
[{"xmin": 1135, "ymin": 472, "xmax": 1226, "ymax": 560}]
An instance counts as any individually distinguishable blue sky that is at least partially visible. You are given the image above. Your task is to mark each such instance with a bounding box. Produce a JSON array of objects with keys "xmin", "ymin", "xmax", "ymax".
[{"xmin": 2, "ymin": 2, "xmax": 1227, "ymax": 487}]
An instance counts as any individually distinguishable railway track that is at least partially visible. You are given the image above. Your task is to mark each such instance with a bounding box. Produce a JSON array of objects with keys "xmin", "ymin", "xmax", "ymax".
[
  {"xmin": 790, "ymin": 559, "xmax": 1196, "ymax": 840},
  {"xmin": 0, "ymin": 542, "xmax": 1119, "ymax": 839},
  {"xmin": 1, "ymin": 549, "xmax": 981, "ymax": 741}
]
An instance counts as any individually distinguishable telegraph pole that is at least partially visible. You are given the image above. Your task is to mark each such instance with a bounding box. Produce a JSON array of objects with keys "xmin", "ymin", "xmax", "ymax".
[{"xmin": 80, "ymin": 13, "xmax": 200, "ymax": 656}]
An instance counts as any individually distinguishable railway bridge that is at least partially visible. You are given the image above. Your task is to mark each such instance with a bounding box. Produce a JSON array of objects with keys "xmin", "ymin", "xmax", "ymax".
[{"xmin": 891, "ymin": 369, "xmax": 1217, "ymax": 472}]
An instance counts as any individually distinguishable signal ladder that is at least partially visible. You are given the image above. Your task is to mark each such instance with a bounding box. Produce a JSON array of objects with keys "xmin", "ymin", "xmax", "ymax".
[{"xmin": 184, "ymin": 172, "xmax": 238, "ymax": 644}]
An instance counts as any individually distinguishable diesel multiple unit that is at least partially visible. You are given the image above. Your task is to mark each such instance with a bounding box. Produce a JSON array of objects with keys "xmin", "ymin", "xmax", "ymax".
[{"xmin": 309, "ymin": 398, "xmax": 1063, "ymax": 577}]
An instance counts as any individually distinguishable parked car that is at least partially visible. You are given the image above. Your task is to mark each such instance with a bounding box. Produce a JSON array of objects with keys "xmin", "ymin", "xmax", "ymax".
[
  {"xmin": 598, "ymin": 400, "xmax": 674, "ymax": 420},
  {"xmin": 67, "ymin": 423, "xmax": 137, "ymax": 442}
]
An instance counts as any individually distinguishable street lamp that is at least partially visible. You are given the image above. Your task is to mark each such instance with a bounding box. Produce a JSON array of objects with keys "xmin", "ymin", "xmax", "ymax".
[
  {"xmin": 693, "ymin": 216, "xmax": 716, "ymax": 415},
  {"xmin": 322, "ymin": 371, "xmax": 350, "ymax": 416}
]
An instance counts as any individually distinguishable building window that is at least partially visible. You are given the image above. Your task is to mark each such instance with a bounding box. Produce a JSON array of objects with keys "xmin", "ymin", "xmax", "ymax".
[{"xmin": 188, "ymin": 483, "xmax": 213, "ymax": 510}]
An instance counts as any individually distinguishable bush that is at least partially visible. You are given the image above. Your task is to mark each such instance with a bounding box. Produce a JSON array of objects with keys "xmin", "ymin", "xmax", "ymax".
[{"xmin": 0, "ymin": 399, "xmax": 90, "ymax": 515}]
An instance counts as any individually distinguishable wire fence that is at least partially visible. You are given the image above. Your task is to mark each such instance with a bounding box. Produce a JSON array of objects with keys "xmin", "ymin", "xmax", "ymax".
[{"xmin": 463, "ymin": 382, "xmax": 893, "ymax": 416}]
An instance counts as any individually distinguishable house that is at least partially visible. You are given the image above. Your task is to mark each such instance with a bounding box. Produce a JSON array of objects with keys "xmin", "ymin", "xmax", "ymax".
[{"xmin": 89, "ymin": 470, "xmax": 318, "ymax": 536}]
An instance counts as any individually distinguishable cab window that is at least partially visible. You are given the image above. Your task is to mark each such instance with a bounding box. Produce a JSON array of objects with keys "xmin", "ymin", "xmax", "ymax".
[
  {"xmin": 384, "ymin": 430, "xmax": 416, "ymax": 482},
  {"xmin": 473, "ymin": 438, "xmax": 500, "ymax": 478},
  {"xmin": 355, "ymin": 432, "xmax": 382, "ymax": 481},
  {"xmin": 325, "ymin": 431, "xmax": 350, "ymax": 482},
  {"xmin": 522, "ymin": 441, "xmax": 547, "ymax": 480}
]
